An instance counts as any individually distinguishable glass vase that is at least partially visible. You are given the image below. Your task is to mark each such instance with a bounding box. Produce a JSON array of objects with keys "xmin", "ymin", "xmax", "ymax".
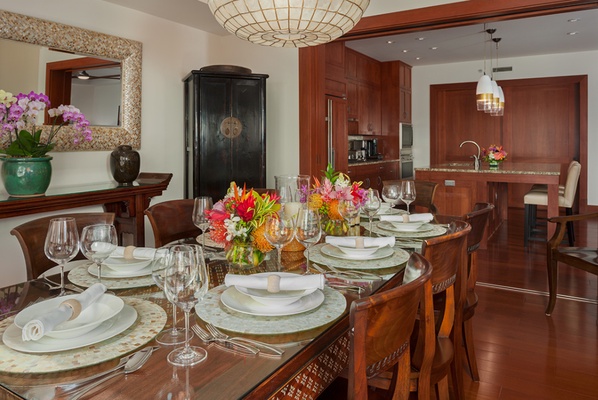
[
  {"xmin": 321, "ymin": 216, "xmax": 349, "ymax": 237},
  {"xmin": 225, "ymin": 241, "xmax": 264, "ymax": 270},
  {"xmin": 489, "ymin": 160, "xmax": 500, "ymax": 170}
]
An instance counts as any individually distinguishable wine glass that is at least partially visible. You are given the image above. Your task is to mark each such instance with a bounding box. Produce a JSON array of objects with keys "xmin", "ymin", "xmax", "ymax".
[
  {"xmin": 151, "ymin": 245, "xmax": 190, "ymax": 346},
  {"xmin": 401, "ymin": 181, "xmax": 417, "ymax": 214},
  {"xmin": 44, "ymin": 217, "xmax": 79, "ymax": 295},
  {"xmin": 381, "ymin": 184, "xmax": 401, "ymax": 208},
  {"xmin": 338, "ymin": 198, "xmax": 360, "ymax": 227},
  {"xmin": 192, "ymin": 196, "xmax": 213, "ymax": 253},
  {"xmin": 263, "ymin": 213, "xmax": 295, "ymax": 271},
  {"xmin": 295, "ymin": 207, "xmax": 321, "ymax": 271},
  {"xmin": 80, "ymin": 224, "xmax": 117, "ymax": 283},
  {"xmin": 362, "ymin": 189, "xmax": 381, "ymax": 234},
  {"xmin": 163, "ymin": 245, "xmax": 209, "ymax": 367}
]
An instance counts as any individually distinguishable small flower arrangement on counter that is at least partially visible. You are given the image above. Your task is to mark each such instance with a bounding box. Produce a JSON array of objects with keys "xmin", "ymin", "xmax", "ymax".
[
  {"xmin": 481, "ymin": 144, "xmax": 508, "ymax": 164},
  {"xmin": 207, "ymin": 182, "xmax": 281, "ymax": 267},
  {"xmin": 307, "ymin": 164, "xmax": 367, "ymax": 235}
]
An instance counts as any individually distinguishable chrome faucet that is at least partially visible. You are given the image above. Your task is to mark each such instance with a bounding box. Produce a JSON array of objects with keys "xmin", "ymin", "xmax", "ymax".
[{"xmin": 460, "ymin": 140, "xmax": 481, "ymax": 170}]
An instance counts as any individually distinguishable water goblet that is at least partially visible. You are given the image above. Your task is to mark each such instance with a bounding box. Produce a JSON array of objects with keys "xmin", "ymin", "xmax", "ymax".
[
  {"xmin": 80, "ymin": 223, "xmax": 117, "ymax": 283},
  {"xmin": 263, "ymin": 213, "xmax": 295, "ymax": 271},
  {"xmin": 401, "ymin": 180, "xmax": 417, "ymax": 214},
  {"xmin": 381, "ymin": 184, "xmax": 401, "ymax": 208},
  {"xmin": 295, "ymin": 207, "xmax": 321, "ymax": 271},
  {"xmin": 192, "ymin": 196, "xmax": 213, "ymax": 253},
  {"xmin": 151, "ymin": 245, "xmax": 189, "ymax": 346},
  {"xmin": 163, "ymin": 245, "xmax": 209, "ymax": 367},
  {"xmin": 44, "ymin": 217, "xmax": 79, "ymax": 295},
  {"xmin": 338, "ymin": 198, "xmax": 361, "ymax": 227},
  {"xmin": 362, "ymin": 189, "xmax": 381, "ymax": 234}
]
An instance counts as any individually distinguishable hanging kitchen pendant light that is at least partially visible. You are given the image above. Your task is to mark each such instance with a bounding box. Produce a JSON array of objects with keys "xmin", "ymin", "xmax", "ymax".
[
  {"xmin": 489, "ymin": 37, "xmax": 504, "ymax": 116},
  {"xmin": 476, "ymin": 27, "xmax": 495, "ymax": 111},
  {"xmin": 207, "ymin": 0, "xmax": 370, "ymax": 48}
]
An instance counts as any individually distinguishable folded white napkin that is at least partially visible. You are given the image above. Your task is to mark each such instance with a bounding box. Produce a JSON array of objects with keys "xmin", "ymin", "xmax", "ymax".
[
  {"xmin": 379, "ymin": 213, "xmax": 434, "ymax": 223},
  {"xmin": 91, "ymin": 243, "xmax": 157, "ymax": 259},
  {"xmin": 225, "ymin": 273, "xmax": 325, "ymax": 292},
  {"xmin": 21, "ymin": 283, "xmax": 107, "ymax": 341},
  {"xmin": 325, "ymin": 236, "xmax": 395, "ymax": 248}
]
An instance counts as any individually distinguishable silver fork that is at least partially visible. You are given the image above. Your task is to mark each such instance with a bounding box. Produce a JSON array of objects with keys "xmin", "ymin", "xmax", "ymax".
[
  {"xmin": 192, "ymin": 324, "xmax": 259, "ymax": 356},
  {"xmin": 312, "ymin": 263, "xmax": 380, "ymax": 281},
  {"xmin": 205, "ymin": 324, "xmax": 284, "ymax": 357}
]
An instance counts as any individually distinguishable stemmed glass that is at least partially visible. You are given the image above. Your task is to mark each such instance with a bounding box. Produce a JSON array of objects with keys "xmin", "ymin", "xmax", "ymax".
[
  {"xmin": 163, "ymin": 244, "xmax": 209, "ymax": 367},
  {"xmin": 338, "ymin": 198, "xmax": 360, "ymax": 227},
  {"xmin": 151, "ymin": 245, "xmax": 189, "ymax": 346},
  {"xmin": 381, "ymin": 184, "xmax": 401, "ymax": 208},
  {"xmin": 295, "ymin": 207, "xmax": 321, "ymax": 271},
  {"xmin": 400, "ymin": 181, "xmax": 417, "ymax": 214},
  {"xmin": 80, "ymin": 224, "xmax": 117, "ymax": 283},
  {"xmin": 263, "ymin": 213, "xmax": 295, "ymax": 271},
  {"xmin": 192, "ymin": 196, "xmax": 213, "ymax": 253},
  {"xmin": 362, "ymin": 189, "xmax": 381, "ymax": 234},
  {"xmin": 44, "ymin": 217, "xmax": 79, "ymax": 295}
]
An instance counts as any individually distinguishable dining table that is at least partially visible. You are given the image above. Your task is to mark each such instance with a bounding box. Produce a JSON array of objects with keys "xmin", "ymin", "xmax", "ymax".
[{"xmin": 0, "ymin": 214, "xmax": 448, "ymax": 400}]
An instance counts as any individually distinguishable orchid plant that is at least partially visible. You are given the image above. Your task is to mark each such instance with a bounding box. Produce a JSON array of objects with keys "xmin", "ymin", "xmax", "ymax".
[{"xmin": 0, "ymin": 89, "xmax": 92, "ymax": 158}]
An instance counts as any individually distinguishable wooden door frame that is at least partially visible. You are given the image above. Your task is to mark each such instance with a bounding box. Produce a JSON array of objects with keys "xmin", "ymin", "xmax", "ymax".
[{"xmin": 299, "ymin": 0, "xmax": 595, "ymax": 210}]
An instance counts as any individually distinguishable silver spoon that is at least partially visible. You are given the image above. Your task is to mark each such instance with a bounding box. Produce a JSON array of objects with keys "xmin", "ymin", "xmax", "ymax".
[{"xmin": 66, "ymin": 346, "xmax": 155, "ymax": 399}]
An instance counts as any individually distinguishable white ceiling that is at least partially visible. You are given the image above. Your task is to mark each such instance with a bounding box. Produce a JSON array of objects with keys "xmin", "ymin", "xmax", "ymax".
[{"xmin": 102, "ymin": 0, "xmax": 598, "ymax": 66}]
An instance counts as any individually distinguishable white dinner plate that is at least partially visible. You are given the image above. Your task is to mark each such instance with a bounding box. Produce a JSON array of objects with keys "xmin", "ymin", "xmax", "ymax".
[
  {"xmin": 234, "ymin": 272, "xmax": 318, "ymax": 307},
  {"xmin": 378, "ymin": 221, "xmax": 435, "ymax": 233},
  {"xmin": 320, "ymin": 244, "xmax": 394, "ymax": 261},
  {"xmin": 220, "ymin": 287, "xmax": 325, "ymax": 317},
  {"xmin": 88, "ymin": 263, "xmax": 152, "ymax": 278},
  {"xmin": 14, "ymin": 294, "xmax": 124, "ymax": 339},
  {"xmin": 103, "ymin": 257, "xmax": 153, "ymax": 273},
  {"xmin": 3, "ymin": 304, "xmax": 137, "ymax": 353}
]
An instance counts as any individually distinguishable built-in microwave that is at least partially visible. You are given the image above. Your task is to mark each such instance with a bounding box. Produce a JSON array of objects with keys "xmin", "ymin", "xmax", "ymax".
[{"xmin": 399, "ymin": 123, "xmax": 413, "ymax": 150}]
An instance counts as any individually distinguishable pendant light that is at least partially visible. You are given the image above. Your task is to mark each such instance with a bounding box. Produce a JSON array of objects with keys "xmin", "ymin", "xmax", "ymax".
[
  {"xmin": 207, "ymin": 0, "xmax": 370, "ymax": 48},
  {"xmin": 489, "ymin": 37, "xmax": 505, "ymax": 116},
  {"xmin": 476, "ymin": 27, "xmax": 494, "ymax": 111}
]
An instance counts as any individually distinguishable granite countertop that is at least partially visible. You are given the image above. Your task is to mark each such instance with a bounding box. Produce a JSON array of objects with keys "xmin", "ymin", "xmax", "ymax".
[
  {"xmin": 415, "ymin": 162, "xmax": 561, "ymax": 175},
  {"xmin": 347, "ymin": 159, "xmax": 400, "ymax": 167}
]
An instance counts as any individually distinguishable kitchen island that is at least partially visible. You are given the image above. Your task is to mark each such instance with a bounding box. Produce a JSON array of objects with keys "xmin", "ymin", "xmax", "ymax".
[{"xmin": 415, "ymin": 163, "xmax": 561, "ymax": 242}]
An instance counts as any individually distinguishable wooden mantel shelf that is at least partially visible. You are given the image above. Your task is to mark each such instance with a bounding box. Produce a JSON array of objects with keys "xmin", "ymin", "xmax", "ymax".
[{"xmin": 0, "ymin": 172, "xmax": 172, "ymax": 246}]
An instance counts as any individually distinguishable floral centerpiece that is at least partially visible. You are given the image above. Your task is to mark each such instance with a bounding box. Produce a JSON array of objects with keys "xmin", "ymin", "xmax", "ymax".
[
  {"xmin": 307, "ymin": 164, "xmax": 367, "ymax": 235},
  {"xmin": 207, "ymin": 182, "xmax": 281, "ymax": 267},
  {"xmin": 0, "ymin": 90, "xmax": 92, "ymax": 157},
  {"xmin": 481, "ymin": 144, "xmax": 507, "ymax": 169}
]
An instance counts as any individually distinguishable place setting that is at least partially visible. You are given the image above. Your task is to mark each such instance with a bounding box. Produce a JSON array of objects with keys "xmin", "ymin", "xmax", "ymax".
[
  {"xmin": 195, "ymin": 271, "xmax": 346, "ymax": 336},
  {"xmin": 0, "ymin": 282, "xmax": 166, "ymax": 374},
  {"xmin": 367, "ymin": 212, "xmax": 448, "ymax": 240}
]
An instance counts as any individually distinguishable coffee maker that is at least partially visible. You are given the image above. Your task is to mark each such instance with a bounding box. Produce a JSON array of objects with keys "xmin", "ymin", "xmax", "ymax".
[{"xmin": 365, "ymin": 139, "xmax": 381, "ymax": 159}]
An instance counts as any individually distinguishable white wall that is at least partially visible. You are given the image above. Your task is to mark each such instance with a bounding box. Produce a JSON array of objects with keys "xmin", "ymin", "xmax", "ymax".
[{"xmin": 411, "ymin": 50, "xmax": 598, "ymax": 204}]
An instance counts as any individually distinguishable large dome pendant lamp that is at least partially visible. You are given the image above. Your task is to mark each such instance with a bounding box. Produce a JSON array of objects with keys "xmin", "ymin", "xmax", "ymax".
[
  {"xmin": 476, "ymin": 27, "xmax": 494, "ymax": 111},
  {"xmin": 207, "ymin": 0, "xmax": 370, "ymax": 48}
]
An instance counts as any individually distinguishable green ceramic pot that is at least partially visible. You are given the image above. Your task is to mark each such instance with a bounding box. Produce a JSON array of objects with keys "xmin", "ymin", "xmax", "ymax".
[{"xmin": 1, "ymin": 156, "xmax": 53, "ymax": 197}]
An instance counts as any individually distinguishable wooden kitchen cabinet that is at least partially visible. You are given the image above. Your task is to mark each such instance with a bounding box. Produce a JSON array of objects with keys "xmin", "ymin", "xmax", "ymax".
[
  {"xmin": 347, "ymin": 161, "xmax": 399, "ymax": 193},
  {"xmin": 358, "ymin": 82, "xmax": 380, "ymax": 135}
]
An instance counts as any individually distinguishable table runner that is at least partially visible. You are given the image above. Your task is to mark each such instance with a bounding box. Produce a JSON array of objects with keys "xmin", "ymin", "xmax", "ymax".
[{"xmin": 0, "ymin": 297, "xmax": 165, "ymax": 374}]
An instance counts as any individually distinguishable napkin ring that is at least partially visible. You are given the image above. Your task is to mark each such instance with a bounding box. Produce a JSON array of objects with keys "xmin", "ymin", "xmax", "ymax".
[
  {"xmin": 123, "ymin": 245, "xmax": 137, "ymax": 260},
  {"xmin": 61, "ymin": 299, "xmax": 82, "ymax": 320}
]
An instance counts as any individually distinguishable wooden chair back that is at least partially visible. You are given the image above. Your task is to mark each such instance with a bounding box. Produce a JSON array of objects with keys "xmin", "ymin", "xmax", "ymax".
[
  {"xmin": 416, "ymin": 220, "xmax": 470, "ymax": 399},
  {"xmin": 546, "ymin": 212, "xmax": 598, "ymax": 315},
  {"xmin": 382, "ymin": 180, "xmax": 439, "ymax": 214},
  {"xmin": 349, "ymin": 253, "xmax": 433, "ymax": 400},
  {"xmin": 144, "ymin": 199, "xmax": 201, "ymax": 247},
  {"xmin": 10, "ymin": 212, "xmax": 115, "ymax": 280}
]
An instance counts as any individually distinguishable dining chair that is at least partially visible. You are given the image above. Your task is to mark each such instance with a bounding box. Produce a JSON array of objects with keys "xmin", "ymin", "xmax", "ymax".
[
  {"xmin": 382, "ymin": 179, "xmax": 439, "ymax": 215},
  {"xmin": 523, "ymin": 161, "xmax": 581, "ymax": 247},
  {"xmin": 144, "ymin": 199, "xmax": 201, "ymax": 247},
  {"xmin": 318, "ymin": 253, "xmax": 434, "ymax": 400},
  {"xmin": 10, "ymin": 212, "xmax": 115, "ymax": 280},
  {"xmin": 545, "ymin": 212, "xmax": 598, "ymax": 316},
  {"xmin": 460, "ymin": 202, "xmax": 494, "ymax": 381}
]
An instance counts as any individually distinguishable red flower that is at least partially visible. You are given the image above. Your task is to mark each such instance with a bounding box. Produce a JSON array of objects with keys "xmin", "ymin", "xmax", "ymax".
[{"xmin": 236, "ymin": 195, "xmax": 256, "ymax": 222}]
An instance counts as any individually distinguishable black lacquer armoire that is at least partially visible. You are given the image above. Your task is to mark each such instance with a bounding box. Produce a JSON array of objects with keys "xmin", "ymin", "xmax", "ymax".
[{"xmin": 183, "ymin": 65, "xmax": 268, "ymax": 201}]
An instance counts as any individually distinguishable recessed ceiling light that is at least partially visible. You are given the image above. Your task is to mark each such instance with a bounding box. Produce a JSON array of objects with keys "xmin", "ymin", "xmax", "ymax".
[
  {"xmin": 415, "ymin": 57, "xmax": 421, "ymax": 60},
  {"xmin": 568, "ymin": 18, "xmax": 581, "ymax": 22},
  {"xmin": 416, "ymin": 37, "xmax": 425, "ymax": 41},
  {"xmin": 567, "ymin": 31, "xmax": 579, "ymax": 35},
  {"xmin": 387, "ymin": 40, "xmax": 395, "ymax": 44},
  {"xmin": 430, "ymin": 46, "xmax": 438, "ymax": 50},
  {"xmin": 402, "ymin": 49, "xmax": 409, "ymax": 53}
]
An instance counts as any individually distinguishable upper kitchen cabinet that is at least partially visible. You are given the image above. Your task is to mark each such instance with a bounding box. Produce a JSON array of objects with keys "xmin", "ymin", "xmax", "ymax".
[
  {"xmin": 324, "ymin": 41, "xmax": 346, "ymax": 99},
  {"xmin": 381, "ymin": 60, "xmax": 412, "ymax": 133},
  {"xmin": 345, "ymin": 48, "xmax": 381, "ymax": 136}
]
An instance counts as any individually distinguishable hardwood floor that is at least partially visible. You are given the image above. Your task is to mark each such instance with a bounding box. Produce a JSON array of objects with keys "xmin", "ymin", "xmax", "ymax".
[{"xmin": 463, "ymin": 208, "xmax": 597, "ymax": 400}]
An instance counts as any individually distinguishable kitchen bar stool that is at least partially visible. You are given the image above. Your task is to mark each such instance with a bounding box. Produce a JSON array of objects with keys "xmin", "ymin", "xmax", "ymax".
[{"xmin": 523, "ymin": 161, "xmax": 581, "ymax": 247}]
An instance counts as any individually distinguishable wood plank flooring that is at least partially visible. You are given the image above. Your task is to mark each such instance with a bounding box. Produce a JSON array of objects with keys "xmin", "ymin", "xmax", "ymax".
[{"xmin": 463, "ymin": 208, "xmax": 597, "ymax": 400}]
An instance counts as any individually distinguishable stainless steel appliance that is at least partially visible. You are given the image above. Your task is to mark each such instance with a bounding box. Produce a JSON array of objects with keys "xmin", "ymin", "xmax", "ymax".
[
  {"xmin": 400, "ymin": 149, "xmax": 414, "ymax": 179},
  {"xmin": 399, "ymin": 123, "xmax": 413, "ymax": 154}
]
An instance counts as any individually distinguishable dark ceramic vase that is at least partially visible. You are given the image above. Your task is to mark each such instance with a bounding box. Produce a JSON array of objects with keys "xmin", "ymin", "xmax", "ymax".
[{"xmin": 110, "ymin": 145, "xmax": 140, "ymax": 185}]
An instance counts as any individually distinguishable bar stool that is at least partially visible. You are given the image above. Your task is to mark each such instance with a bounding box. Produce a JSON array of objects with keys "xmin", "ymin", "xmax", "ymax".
[{"xmin": 523, "ymin": 161, "xmax": 581, "ymax": 247}]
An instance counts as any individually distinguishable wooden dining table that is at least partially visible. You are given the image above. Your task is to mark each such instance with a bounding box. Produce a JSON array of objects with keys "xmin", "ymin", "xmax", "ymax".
[{"xmin": 0, "ymin": 231, "xmax": 419, "ymax": 400}]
